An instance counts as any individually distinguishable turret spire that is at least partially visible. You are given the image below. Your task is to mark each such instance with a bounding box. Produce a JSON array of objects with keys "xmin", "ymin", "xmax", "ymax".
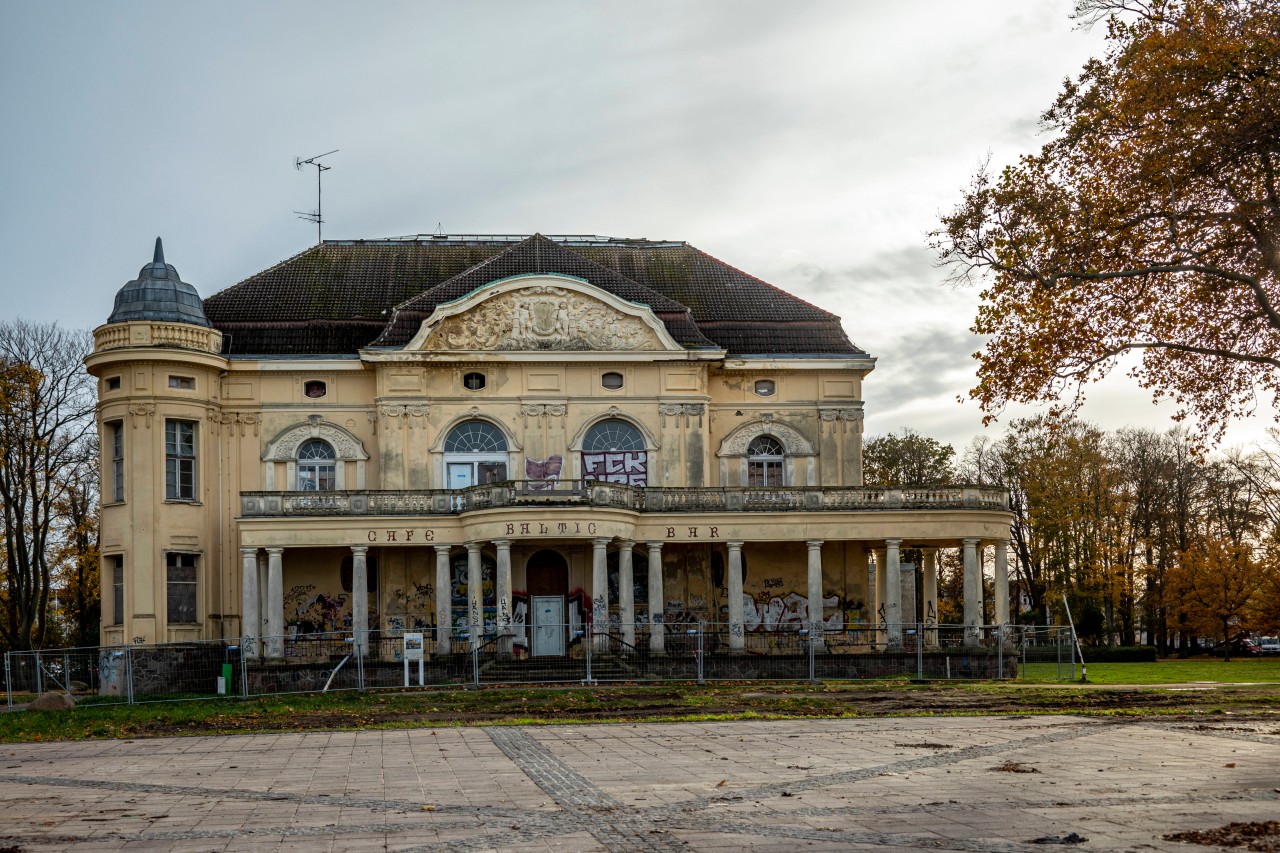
[{"xmin": 153, "ymin": 236, "xmax": 164, "ymax": 265}]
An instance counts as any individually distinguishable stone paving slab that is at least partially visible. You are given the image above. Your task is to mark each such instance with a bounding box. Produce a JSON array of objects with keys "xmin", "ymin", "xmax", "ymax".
[{"xmin": 0, "ymin": 715, "xmax": 1277, "ymax": 851}]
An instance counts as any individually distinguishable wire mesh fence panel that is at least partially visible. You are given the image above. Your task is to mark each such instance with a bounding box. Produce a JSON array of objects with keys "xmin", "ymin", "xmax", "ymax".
[
  {"xmin": 700, "ymin": 622, "xmax": 815, "ymax": 681},
  {"xmin": 244, "ymin": 632, "xmax": 363, "ymax": 697},
  {"xmin": 4, "ymin": 645, "xmax": 135, "ymax": 708},
  {"xmin": 127, "ymin": 639, "xmax": 245, "ymax": 703},
  {"xmin": 474, "ymin": 624, "xmax": 591, "ymax": 686}
]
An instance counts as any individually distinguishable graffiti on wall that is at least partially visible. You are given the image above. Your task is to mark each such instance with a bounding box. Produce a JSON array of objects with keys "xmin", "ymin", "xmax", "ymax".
[
  {"xmin": 525, "ymin": 455, "xmax": 563, "ymax": 490},
  {"xmin": 582, "ymin": 451, "xmax": 647, "ymax": 486}
]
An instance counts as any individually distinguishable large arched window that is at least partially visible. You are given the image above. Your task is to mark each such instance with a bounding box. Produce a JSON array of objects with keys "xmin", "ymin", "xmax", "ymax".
[
  {"xmin": 297, "ymin": 439, "xmax": 336, "ymax": 491},
  {"xmin": 747, "ymin": 435, "xmax": 785, "ymax": 487},
  {"xmin": 582, "ymin": 418, "xmax": 648, "ymax": 486},
  {"xmin": 583, "ymin": 419, "xmax": 644, "ymax": 452},
  {"xmin": 444, "ymin": 420, "xmax": 509, "ymax": 488}
]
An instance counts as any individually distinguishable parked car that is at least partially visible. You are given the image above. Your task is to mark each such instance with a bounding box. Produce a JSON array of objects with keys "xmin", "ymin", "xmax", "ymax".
[
  {"xmin": 1210, "ymin": 637, "xmax": 1264, "ymax": 656},
  {"xmin": 1257, "ymin": 637, "xmax": 1280, "ymax": 655}
]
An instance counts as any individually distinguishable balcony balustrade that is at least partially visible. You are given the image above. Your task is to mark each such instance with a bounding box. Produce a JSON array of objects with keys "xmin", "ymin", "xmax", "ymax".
[{"xmin": 240, "ymin": 481, "xmax": 1009, "ymax": 517}]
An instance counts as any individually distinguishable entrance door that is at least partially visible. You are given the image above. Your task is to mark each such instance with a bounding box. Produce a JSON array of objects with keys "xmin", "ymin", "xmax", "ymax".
[
  {"xmin": 447, "ymin": 462, "xmax": 475, "ymax": 490},
  {"xmin": 532, "ymin": 595, "xmax": 566, "ymax": 656}
]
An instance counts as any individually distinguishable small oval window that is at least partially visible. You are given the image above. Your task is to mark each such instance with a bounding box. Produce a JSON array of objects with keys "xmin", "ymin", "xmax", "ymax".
[
  {"xmin": 304, "ymin": 380, "xmax": 327, "ymax": 398},
  {"xmin": 463, "ymin": 372, "xmax": 486, "ymax": 391},
  {"xmin": 601, "ymin": 372, "xmax": 624, "ymax": 390},
  {"xmin": 754, "ymin": 379, "xmax": 776, "ymax": 397}
]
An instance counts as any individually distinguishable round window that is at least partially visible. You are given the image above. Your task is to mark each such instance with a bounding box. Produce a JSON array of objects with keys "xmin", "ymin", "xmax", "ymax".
[
  {"xmin": 754, "ymin": 379, "xmax": 776, "ymax": 397},
  {"xmin": 463, "ymin": 372, "xmax": 486, "ymax": 391},
  {"xmin": 601, "ymin": 372, "xmax": 624, "ymax": 390}
]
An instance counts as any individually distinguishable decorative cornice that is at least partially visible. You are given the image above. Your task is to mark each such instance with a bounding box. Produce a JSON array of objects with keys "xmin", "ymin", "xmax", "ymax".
[{"xmin": 658, "ymin": 402, "xmax": 705, "ymax": 428}]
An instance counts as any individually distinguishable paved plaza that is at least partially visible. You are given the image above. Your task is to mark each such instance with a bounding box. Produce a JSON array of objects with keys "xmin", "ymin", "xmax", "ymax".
[{"xmin": 0, "ymin": 715, "xmax": 1277, "ymax": 852}]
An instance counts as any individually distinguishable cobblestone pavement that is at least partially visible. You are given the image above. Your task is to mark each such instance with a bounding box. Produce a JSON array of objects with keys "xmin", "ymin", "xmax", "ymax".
[{"xmin": 1, "ymin": 715, "xmax": 1277, "ymax": 852}]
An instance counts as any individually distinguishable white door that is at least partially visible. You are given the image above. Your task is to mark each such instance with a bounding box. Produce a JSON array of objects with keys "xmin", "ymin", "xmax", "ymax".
[
  {"xmin": 448, "ymin": 462, "xmax": 475, "ymax": 489},
  {"xmin": 532, "ymin": 595, "xmax": 566, "ymax": 657}
]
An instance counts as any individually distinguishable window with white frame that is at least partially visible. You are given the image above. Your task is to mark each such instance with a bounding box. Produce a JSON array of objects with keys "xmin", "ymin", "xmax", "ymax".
[
  {"xmin": 444, "ymin": 420, "xmax": 508, "ymax": 488},
  {"xmin": 296, "ymin": 439, "xmax": 336, "ymax": 491},
  {"xmin": 109, "ymin": 421, "xmax": 125, "ymax": 502},
  {"xmin": 165, "ymin": 420, "xmax": 197, "ymax": 500},
  {"xmin": 166, "ymin": 553, "xmax": 198, "ymax": 624},
  {"xmin": 747, "ymin": 435, "xmax": 786, "ymax": 487},
  {"xmin": 111, "ymin": 555, "xmax": 124, "ymax": 626}
]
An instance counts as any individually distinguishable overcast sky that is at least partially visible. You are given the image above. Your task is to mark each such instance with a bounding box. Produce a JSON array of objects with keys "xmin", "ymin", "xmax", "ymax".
[{"xmin": 2, "ymin": 1, "xmax": 1272, "ymax": 452}]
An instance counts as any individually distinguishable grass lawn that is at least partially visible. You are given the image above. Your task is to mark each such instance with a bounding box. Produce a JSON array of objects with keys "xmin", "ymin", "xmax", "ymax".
[{"xmin": 1020, "ymin": 657, "xmax": 1280, "ymax": 684}]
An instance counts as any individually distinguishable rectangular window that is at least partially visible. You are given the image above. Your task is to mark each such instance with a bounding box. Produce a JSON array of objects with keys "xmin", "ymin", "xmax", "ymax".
[
  {"xmin": 165, "ymin": 420, "xmax": 197, "ymax": 500},
  {"xmin": 168, "ymin": 375, "xmax": 194, "ymax": 390},
  {"xmin": 111, "ymin": 556, "xmax": 124, "ymax": 626},
  {"xmin": 748, "ymin": 459, "xmax": 784, "ymax": 488},
  {"xmin": 166, "ymin": 553, "xmax": 198, "ymax": 624},
  {"xmin": 105, "ymin": 376, "xmax": 121, "ymax": 391},
  {"xmin": 109, "ymin": 421, "xmax": 125, "ymax": 502}
]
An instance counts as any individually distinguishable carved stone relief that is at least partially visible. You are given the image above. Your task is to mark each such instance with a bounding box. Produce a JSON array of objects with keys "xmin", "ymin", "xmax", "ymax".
[
  {"xmin": 263, "ymin": 419, "xmax": 369, "ymax": 461},
  {"xmin": 378, "ymin": 403, "xmax": 430, "ymax": 428},
  {"xmin": 718, "ymin": 419, "xmax": 816, "ymax": 457},
  {"xmin": 520, "ymin": 403, "xmax": 567, "ymax": 428},
  {"xmin": 420, "ymin": 286, "xmax": 665, "ymax": 352},
  {"xmin": 818, "ymin": 407, "xmax": 864, "ymax": 434},
  {"xmin": 127, "ymin": 402, "xmax": 155, "ymax": 428},
  {"xmin": 658, "ymin": 402, "xmax": 706, "ymax": 428}
]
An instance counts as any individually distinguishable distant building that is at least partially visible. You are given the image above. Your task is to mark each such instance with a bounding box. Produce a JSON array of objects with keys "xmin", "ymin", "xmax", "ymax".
[{"xmin": 87, "ymin": 234, "xmax": 1010, "ymax": 657}]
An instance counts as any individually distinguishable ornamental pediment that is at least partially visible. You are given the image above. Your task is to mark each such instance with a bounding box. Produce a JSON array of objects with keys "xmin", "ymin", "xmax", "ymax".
[{"xmin": 403, "ymin": 275, "xmax": 682, "ymax": 353}]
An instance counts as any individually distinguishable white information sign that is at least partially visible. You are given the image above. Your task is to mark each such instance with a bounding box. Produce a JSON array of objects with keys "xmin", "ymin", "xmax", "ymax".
[{"xmin": 403, "ymin": 632, "xmax": 425, "ymax": 687}]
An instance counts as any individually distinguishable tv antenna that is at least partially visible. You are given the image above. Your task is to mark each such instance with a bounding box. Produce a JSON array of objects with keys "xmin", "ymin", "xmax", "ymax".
[{"xmin": 294, "ymin": 149, "xmax": 337, "ymax": 243}]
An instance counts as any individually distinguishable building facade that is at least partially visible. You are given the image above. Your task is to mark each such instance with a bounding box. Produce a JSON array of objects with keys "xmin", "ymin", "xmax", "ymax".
[{"xmin": 87, "ymin": 234, "xmax": 1011, "ymax": 658}]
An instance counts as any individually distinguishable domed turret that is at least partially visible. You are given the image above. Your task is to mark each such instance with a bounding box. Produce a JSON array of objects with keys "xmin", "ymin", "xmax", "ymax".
[{"xmin": 107, "ymin": 238, "xmax": 211, "ymax": 327}]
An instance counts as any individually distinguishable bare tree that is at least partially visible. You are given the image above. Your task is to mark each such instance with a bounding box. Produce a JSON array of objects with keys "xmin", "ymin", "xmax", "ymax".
[{"xmin": 0, "ymin": 320, "xmax": 95, "ymax": 651}]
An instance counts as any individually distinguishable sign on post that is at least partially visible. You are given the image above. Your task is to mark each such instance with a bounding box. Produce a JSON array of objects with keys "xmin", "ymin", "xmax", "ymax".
[{"xmin": 403, "ymin": 632, "xmax": 425, "ymax": 687}]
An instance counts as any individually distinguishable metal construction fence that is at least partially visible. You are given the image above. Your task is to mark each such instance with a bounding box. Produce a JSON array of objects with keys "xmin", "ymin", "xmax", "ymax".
[{"xmin": 4, "ymin": 622, "xmax": 1081, "ymax": 710}]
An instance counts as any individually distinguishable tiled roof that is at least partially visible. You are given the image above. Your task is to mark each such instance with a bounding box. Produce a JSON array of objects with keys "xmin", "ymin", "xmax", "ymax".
[{"xmin": 203, "ymin": 235, "xmax": 864, "ymax": 357}]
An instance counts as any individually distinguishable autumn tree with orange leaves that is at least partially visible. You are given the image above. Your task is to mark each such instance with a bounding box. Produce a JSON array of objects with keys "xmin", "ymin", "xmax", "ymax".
[{"xmin": 934, "ymin": 0, "xmax": 1280, "ymax": 445}]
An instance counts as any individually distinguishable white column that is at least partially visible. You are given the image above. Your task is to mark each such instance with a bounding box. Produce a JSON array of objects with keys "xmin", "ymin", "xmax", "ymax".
[
  {"xmin": 494, "ymin": 539, "xmax": 513, "ymax": 654},
  {"xmin": 265, "ymin": 547, "xmax": 284, "ymax": 658},
  {"xmin": 434, "ymin": 545, "xmax": 452, "ymax": 655},
  {"xmin": 646, "ymin": 541, "xmax": 665, "ymax": 654},
  {"xmin": 726, "ymin": 541, "xmax": 745, "ymax": 650},
  {"xmin": 922, "ymin": 548, "xmax": 939, "ymax": 648},
  {"xmin": 351, "ymin": 545, "xmax": 369, "ymax": 656},
  {"xmin": 884, "ymin": 538, "xmax": 903, "ymax": 648},
  {"xmin": 994, "ymin": 539, "xmax": 1010, "ymax": 637},
  {"xmin": 466, "ymin": 542, "xmax": 483, "ymax": 647},
  {"xmin": 618, "ymin": 540, "xmax": 635, "ymax": 649},
  {"xmin": 962, "ymin": 538, "xmax": 981, "ymax": 644},
  {"xmin": 806, "ymin": 540, "xmax": 824, "ymax": 633},
  {"xmin": 257, "ymin": 551, "xmax": 269, "ymax": 641},
  {"xmin": 240, "ymin": 548, "xmax": 260, "ymax": 658},
  {"xmin": 592, "ymin": 538, "xmax": 610, "ymax": 651}
]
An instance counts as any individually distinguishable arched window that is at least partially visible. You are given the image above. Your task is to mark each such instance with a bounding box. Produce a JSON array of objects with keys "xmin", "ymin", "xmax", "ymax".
[
  {"xmin": 444, "ymin": 420, "xmax": 509, "ymax": 488},
  {"xmin": 747, "ymin": 435, "xmax": 785, "ymax": 487},
  {"xmin": 297, "ymin": 439, "xmax": 336, "ymax": 491},
  {"xmin": 583, "ymin": 419, "xmax": 645, "ymax": 452},
  {"xmin": 582, "ymin": 419, "xmax": 648, "ymax": 486}
]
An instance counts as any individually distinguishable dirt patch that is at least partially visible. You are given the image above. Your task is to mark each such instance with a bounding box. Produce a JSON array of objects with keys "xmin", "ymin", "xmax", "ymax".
[
  {"xmin": 894, "ymin": 742, "xmax": 952, "ymax": 749},
  {"xmin": 991, "ymin": 761, "xmax": 1040, "ymax": 773},
  {"xmin": 1165, "ymin": 821, "xmax": 1280, "ymax": 851}
]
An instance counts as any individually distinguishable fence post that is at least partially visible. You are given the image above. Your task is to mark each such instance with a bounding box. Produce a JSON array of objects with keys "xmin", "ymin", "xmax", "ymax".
[
  {"xmin": 470, "ymin": 638, "xmax": 479, "ymax": 689},
  {"xmin": 807, "ymin": 623, "xmax": 817, "ymax": 683},
  {"xmin": 34, "ymin": 651, "xmax": 43, "ymax": 696},
  {"xmin": 917, "ymin": 622, "xmax": 924, "ymax": 680},
  {"xmin": 585, "ymin": 625, "xmax": 594, "ymax": 685},
  {"xmin": 4, "ymin": 652, "xmax": 12, "ymax": 711},
  {"xmin": 356, "ymin": 641, "xmax": 366, "ymax": 691},
  {"xmin": 240, "ymin": 641, "xmax": 249, "ymax": 699},
  {"xmin": 696, "ymin": 622, "xmax": 705, "ymax": 685},
  {"xmin": 997, "ymin": 631, "xmax": 1003, "ymax": 680},
  {"xmin": 124, "ymin": 645, "xmax": 135, "ymax": 705},
  {"xmin": 63, "ymin": 653, "xmax": 71, "ymax": 697}
]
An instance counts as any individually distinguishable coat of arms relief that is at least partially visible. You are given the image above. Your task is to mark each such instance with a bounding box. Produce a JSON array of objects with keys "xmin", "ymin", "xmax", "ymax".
[{"xmin": 422, "ymin": 286, "xmax": 665, "ymax": 351}]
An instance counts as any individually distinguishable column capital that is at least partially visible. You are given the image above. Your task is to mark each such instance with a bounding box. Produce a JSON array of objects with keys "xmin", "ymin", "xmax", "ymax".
[
  {"xmin": 240, "ymin": 547, "xmax": 258, "ymax": 558},
  {"xmin": 491, "ymin": 538, "xmax": 511, "ymax": 549},
  {"xmin": 265, "ymin": 546, "xmax": 285, "ymax": 556},
  {"xmin": 726, "ymin": 540, "xmax": 744, "ymax": 550},
  {"xmin": 805, "ymin": 539, "xmax": 824, "ymax": 549},
  {"xmin": 884, "ymin": 537, "xmax": 902, "ymax": 547},
  {"xmin": 617, "ymin": 539, "xmax": 635, "ymax": 549},
  {"xmin": 644, "ymin": 540, "xmax": 664, "ymax": 550},
  {"xmin": 433, "ymin": 544, "xmax": 452, "ymax": 556},
  {"xmin": 350, "ymin": 545, "xmax": 368, "ymax": 557},
  {"xmin": 962, "ymin": 537, "xmax": 981, "ymax": 546},
  {"xmin": 465, "ymin": 541, "xmax": 483, "ymax": 553},
  {"xmin": 592, "ymin": 537, "xmax": 612, "ymax": 548}
]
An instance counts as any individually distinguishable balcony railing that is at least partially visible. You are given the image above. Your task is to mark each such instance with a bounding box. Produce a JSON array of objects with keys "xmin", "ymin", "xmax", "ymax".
[{"xmin": 240, "ymin": 481, "xmax": 1009, "ymax": 517}]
